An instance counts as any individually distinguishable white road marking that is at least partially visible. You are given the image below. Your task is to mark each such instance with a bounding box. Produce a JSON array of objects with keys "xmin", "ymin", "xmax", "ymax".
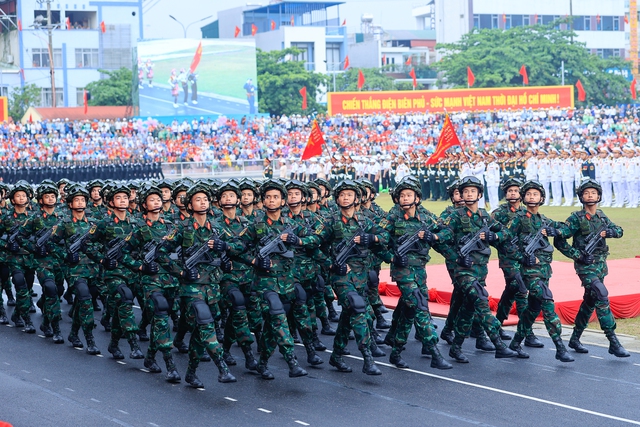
[
  {"xmin": 3, "ymin": 362, "xmax": 10, "ymax": 365},
  {"xmin": 96, "ymin": 354, "xmax": 104, "ymax": 358},
  {"xmin": 91, "ymin": 398, "xmax": 100, "ymax": 403},
  {"xmin": 633, "ymin": 364, "xmax": 640, "ymax": 367},
  {"xmin": 149, "ymin": 423, "xmax": 160, "ymax": 427},
  {"xmin": 118, "ymin": 409, "xmax": 129, "ymax": 415},
  {"xmin": 140, "ymin": 369, "xmax": 150, "ymax": 373},
  {"xmin": 585, "ymin": 378, "xmax": 602, "ymax": 382},
  {"xmin": 590, "ymin": 356, "xmax": 604, "ymax": 360},
  {"xmin": 65, "ymin": 388, "xmax": 74, "ymax": 392},
  {"xmin": 224, "ymin": 397, "xmax": 237, "ymax": 402},
  {"xmin": 197, "ymin": 388, "xmax": 206, "ymax": 392},
  {"xmin": 258, "ymin": 408, "xmax": 272, "ymax": 413},
  {"xmin": 117, "ymin": 361, "xmax": 127, "ymax": 365},
  {"xmin": 38, "ymin": 335, "xmax": 46, "ymax": 338},
  {"xmin": 295, "ymin": 421, "xmax": 310, "ymax": 426},
  {"xmin": 74, "ymin": 347, "xmax": 82, "ymax": 351},
  {"xmin": 21, "ymin": 370, "xmax": 30, "ymax": 374},
  {"xmin": 43, "ymin": 378, "xmax": 51, "ymax": 382}
]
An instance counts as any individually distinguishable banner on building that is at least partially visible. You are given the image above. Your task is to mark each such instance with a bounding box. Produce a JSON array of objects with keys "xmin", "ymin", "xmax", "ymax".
[{"xmin": 327, "ymin": 86, "xmax": 574, "ymax": 115}]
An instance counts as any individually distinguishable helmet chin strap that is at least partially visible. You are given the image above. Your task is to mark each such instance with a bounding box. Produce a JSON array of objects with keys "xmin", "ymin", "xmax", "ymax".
[
  {"xmin": 338, "ymin": 201, "xmax": 356, "ymax": 210},
  {"xmin": 287, "ymin": 201, "xmax": 302, "ymax": 208},
  {"xmin": 265, "ymin": 205, "xmax": 282, "ymax": 212},
  {"xmin": 220, "ymin": 203, "xmax": 237, "ymax": 209},
  {"xmin": 146, "ymin": 206, "xmax": 163, "ymax": 213},
  {"xmin": 506, "ymin": 197, "xmax": 521, "ymax": 203}
]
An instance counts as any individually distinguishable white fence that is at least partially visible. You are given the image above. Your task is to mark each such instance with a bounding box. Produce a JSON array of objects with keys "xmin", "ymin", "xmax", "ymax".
[{"xmin": 161, "ymin": 159, "xmax": 284, "ymax": 180}]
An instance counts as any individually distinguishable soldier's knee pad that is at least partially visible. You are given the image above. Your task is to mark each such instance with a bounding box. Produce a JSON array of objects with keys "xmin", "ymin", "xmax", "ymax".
[
  {"xmin": 191, "ymin": 299, "xmax": 214, "ymax": 325},
  {"xmin": 346, "ymin": 291, "xmax": 366, "ymax": 314},
  {"xmin": 590, "ymin": 279, "xmax": 609, "ymax": 302},
  {"xmin": 470, "ymin": 280, "xmax": 489, "ymax": 301},
  {"xmin": 294, "ymin": 283, "xmax": 307, "ymax": 305},
  {"xmin": 75, "ymin": 279, "xmax": 92, "ymax": 301},
  {"xmin": 42, "ymin": 279, "xmax": 57, "ymax": 298},
  {"xmin": 412, "ymin": 288, "xmax": 430, "ymax": 311},
  {"xmin": 227, "ymin": 288, "xmax": 246, "ymax": 311},
  {"xmin": 527, "ymin": 294, "xmax": 542, "ymax": 313},
  {"xmin": 116, "ymin": 283, "xmax": 134, "ymax": 305},
  {"xmin": 537, "ymin": 280, "xmax": 554, "ymax": 301},
  {"xmin": 151, "ymin": 292, "xmax": 170, "ymax": 316},
  {"xmin": 11, "ymin": 270, "xmax": 26, "ymax": 290},
  {"xmin": 315, "ymin": 274, "xmax": 326, "ymax": 294},
  {"xmin": 263, "ymin": 290, "xmax": 285, "ymax": 316},
  {"xmin": 367, "ymin": 270, "xmax": 379, "ymax": 290}
]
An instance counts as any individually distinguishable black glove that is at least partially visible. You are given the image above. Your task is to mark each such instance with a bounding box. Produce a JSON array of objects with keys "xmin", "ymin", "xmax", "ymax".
[
  {"xmin": 7, "ymin": 241, "xmax": 19, "ymax": 253},
  {"xmin": 285, "ymin": 233, "xmax": 300, "ymax": 245},
  {"xmin": 360, "ymin": 233, "xmax": 375, "ymax": 247},
  {"xmin": 456, "ymin": 255, "xmax": 472, "ymax": 268},
  {"xmin": 102, "ymin": 258, "xmax": 117, "ymax": 270},
  {"xmin": 421, "ymin": 230, "xmax": 436, "ymax": 245},
  {"xmin": 605, "ymin": 228, "xmax": 616, "ymax": 238},
  {"xmin": 211, "ymin": 239, "xmax": 228, "ymax": 252},
  {"xmin": 523, "ymin": 254, "xmax": 537, "ymax": 267},
  {"xmin": 66, "ymin": 251, "xmax": 80, "ymax": 265},
  {"xmin": 182, "ymin": 267, "xmax": 199, "ymax": 281},
  {"xmin": 392, "ymin": 254, "xmax": 409, "ymax": 268},
  {"xmin": 578, "ymin": 252, "xmax": 594, "ymax": 265},
  {"xmin": 36, "ymin": 245, "xmax": 48, "ymax": 257},
  {"xmin": 221, "ymin": 260, "xmax": 233, "ymax": 273},
  {"xmin": 484, "ymin": 231, "xmax": 497, "ymax": 243},
  {"xmin": 142, "ymin": 262, "xmax": 159, "ymax": 275},
  {"xmin": 545, "ymin": 227, "xmax": 558, "ymax": 237},
  {"xmin": 331, "ymin": 263, "xmax": 347, "ymax": 276},
  {"xmin": 257, "ymin": 256, "xmax": 271, "ymax": 271}
]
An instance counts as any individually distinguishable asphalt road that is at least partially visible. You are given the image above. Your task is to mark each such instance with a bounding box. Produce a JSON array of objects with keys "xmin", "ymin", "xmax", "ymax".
[
  {"xmin": 1, "ymin": 291, "xmax": 640, "ymax": 427},
  {"xmin": 138, "ymin": 85, "xmax": 252, "ymax": 117}
]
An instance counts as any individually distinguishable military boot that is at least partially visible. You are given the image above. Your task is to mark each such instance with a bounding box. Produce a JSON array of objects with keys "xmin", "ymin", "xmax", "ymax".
[
  {"xmin": 40, "ymin": 322, "xmax": 54, "ymax": 338},
  {"xmin": 568, "ymin": 329, "xmax": 589, "ymax": 354},
  {"xmin": 68, "ymin": 331, "xmax": 84, "ymax": 348},
  {"xmin": 214, "ymin": 321, "xmax": 224, "ymax": 343},
  {"xmin": 241, "ymin": 345, "xmax": 258, "ymax": 371},
  {"xmin": 327, "ymin": 303, "xmax": 339, "ymax": 323},
  {"xmin": 490, "ymin": 334, "xmax": 517, "ymax": 359},
  {"xmin": 524, "ymin": 333, "xmax": 544, "ymax": 348},
  {"xmin": 475, "ymin": 332, "xmax": 496, "ymax": 351},
  {"xmin": 361, "ymin": 349, "xmax": 382, "ymax": 375},
  {"xmin": 371, "ymin": 328, "xmax": 385, "ymax": 345},
  {"xmin": 108, "ymin": 340, "xmax": 125, "ymax": 359},
  {"xmin": 51, "ymin": 321, "xmax": 64, "ymax": 344},
  {"xmin": 508, "ymin": 339, "xmax": 530, "ymax": 359},
  {"xmin": 23, "ymin": 317, "xmax": 36, "ymax": 334},
  {"xmin": 214, "ymin": 355, "xmax": 237, "ymax": 383},
  {"xmin": 0, "ymin": 308, "xmax": 8, "ymax": 325},
  {"xmin": 291, "ymin": 328, "xmax": 301, "ymax": 344},
  {"xmin": 285, "ymin": 354, "xmax": 308, "ymax": 378},
  {"xmin": 389, "ymin": 348, "xmax": 409, "ymax": 369},
  {"xmin": 222, "ymin": 346, "xmax": 237, "ymax": 366},
  {"xmin": 253, "ymin": 330, "xmax": 262, "ymax": 354},
  {"xmin": 163, "ymin": 353, "xmax": 181, "ymax": 383},
  {"xmin": 304, "ymin": 342, "xmax": 324, "ymax": 366},
  {"xmin": 375, "ymin": 311, "xmax": 391, "ymax": 330},
  {"xmin": 185, "ymin": 368, "xmax": 204, "ymax": 388},
  {"xmin": 370, "ymin": 340, "xmax": 386, "ymax": 357},
  {"xmin": 62, "ymin": 287, "xmax": 73, "ymax": 305},
  {"xmin": 320, "ymin": 317, "xmax": 336, "ymax": 335},
  {"xmin": 128, "ymin": 336, "xmax": 144, "ymax": 359},
  {"xmin": 606, "ymin": 331, "xmax": 630, "ymax": 358},
  {"xmin": 553, "ymin": 337, "xmax": 575, "ymax": 362},
  {"xmin": 312, "ymin": 331, "xmax": 327, "ymax": 351},
  {"xmin": 173, "ymin": 339, "xmax": 189, "ymax": 354},
  {"xmin": 29, "ymin": 300, "xmax": 36, "ymax": 314},
  {"xmin": 498, "ymin": 326, "xmax": 512, "ymax": 340},
  {"xmin": 427, "ymin": 346, "xmax": 453, "ymax": 370},
  {"xmin": 440, "ymin": 327, "xmax": 455, "ymax": 345},
  {"xmin": 256, "ymin": 357, "xmax": 274, "ymax": 380},
  {"xmin": 85, "ymin": 333, "xmax": 101, "ymax": 355},
  {"xmin": 329, "ymin": 350, "xmax": 352, "ymax": 373},
  {"xmin": 137, "ymin": 327, "xmax": 150, "ymax": 342},
  {"xmin": 449, "ymin": 336, "xmax": 469, "ymax": 363},
  {"xmin": 100, "ymin": 316, "xmax": 111, "ymax": 332},
  {"xmin": 6, "ymin": 288, "xmax": 16, "ymax": 306},
  {"xmin": 200, "ymin": 353, "xmax": 212, "ymax": 362},
  {"xmin": 11, "ymin": 311, "xmax": 24, "ymax": 327},
  {"xmin": 144, "ymin": 356, "xmax": 162, "ymax": 373}
]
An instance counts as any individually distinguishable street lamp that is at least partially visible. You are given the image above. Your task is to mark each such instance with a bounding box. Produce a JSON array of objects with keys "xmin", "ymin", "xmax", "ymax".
[{"xmin": 169, "ymin": 15, "xmax": 213, "ymax": 38}]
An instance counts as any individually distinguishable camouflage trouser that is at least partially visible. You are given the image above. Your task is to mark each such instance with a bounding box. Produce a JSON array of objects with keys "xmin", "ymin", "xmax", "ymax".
[
  {"xmin": 239, "ymin": 281, "xmax": 262, "ymax": 334},
  {"xmin": 366, "ymin": 267, "xmax": 384, "ymax": 310},
  {"xmin": 37, "ymin": 267, "xmax": 61, "ymax": 326},
  {"xmin": 143, "ymin": 284, "xmax": 178, "ymax": 358},
  {"xmin": 258, "ymin": 291, "xmax": 295, "ymax": 360},
  {"xmin": 453, "ymin": 275, "xmax": 502, "ymax": 340},
  {"xmin": 288, "ymin": 286, "xmax": 315, "ymax": 346},
  {"xmin": 574, "ymin": 274, "xmax": 616, "ymax": 335},
  {"xmin": 70, "ymin": 276, "xmax": 96, "ymax": 338},
  {"xmin": 7, "ymin": 265, "xmax": 32, "ymax": 322},
  {"xmin": 105, "ymin": 277, "xmax": 138, "ymax": 341},
  {"xmin": 516, "ymin": 277, "xmax": 562, "ymax": 341},
  {"xmin": 220, "ymin": 280, "xmax": 254, "ymax": 349},
  {"xmin": 332, "ymin": 280, "xmax": 372, "ymax": 354},
  {"xmin": 0, "ymin": 264, "xmax": 10, "ymax": 304},
  {"xmin": 443, "ymin": 266, "xmax": 483, "ymax": 337},
  {"xmin": 184, "ymin": 286, "xmax": 223, "ymax": 372},
  {"xmin": 393, "ymin": 279, "xmax": 438, "ymax": 352},
  {"xmin": 495, "ymin": 267, "xmax": 528, "ymax": 324}
]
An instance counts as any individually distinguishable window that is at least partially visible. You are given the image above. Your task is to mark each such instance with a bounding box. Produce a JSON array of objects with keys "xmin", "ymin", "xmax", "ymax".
[
  {"xmin": 0, "ymin": 87, "xmax": 7, "ymax": 98},
  {"xmin": 603, "ymin": 49, "xmax": 613, "ymax": 58},
  {"xmin": 613, "ymin": 16, "xmax": 620, "ymax": 31},
  {"xmin": 584, "ymin": 16, "xmax": 591, "ymax": 30},
  {"xmin": 40, "ymin": 88, "xmax": 63, "ymax": 107},
  {"xmin": 325, "ymin": 43, "xmax": 340, "ymax": 71},
  {"xmin": 596, "ymin": 49, "xmax": 604, "ymax": 58},
  {"xmin": 33, "ymin": 10, "xmax": 60, "ymax": 27},
  {"xmin": 491, "ymin": 15, "xmax": 499, "ymax": 29},
  {"xmin": 512, "ymin": 15, "xmax": 523, "ymax": 27},
  {"xmin": 613, "ymin": 49, "xmax": 621, "ymax": 57},
  {"xmin": 505, "ymin": 15, "xmax": 512, "ymax": 29},
  {"xmin": 573, "ymin": 16, "xmax": 584, "ymax": 30},
  {"xmin": 75, "ymin": 48, "xmax": 99, "ymax": 68},
  {"xmin": 65, "ymin": 11, "xmax": 97, "ymax": 30},
  {"xmin": 523, "ymin": 15, "xmax": 530, "ymax": 26},
  {"xmin": 597, "ymin": 16, "xmax": 602, "ymax": 31},
  {"xmin": 473, "ymin": 14, "xmax": 479, "ymax": 28},
  {"xmin": 480, "ymin": 14, "xmax": 492, "ymax": 29},
  {"xmin": 76, "ymin": 88, "xmax": 86, "ymax": 106},
  {"xmin": 32, "ymin": 48, "xmax": 62, "ymax": 68},
  {"xmin": 542, "ymin": 15, "xmax": 554, "ymax": 25},
  {"xmin": 291, "ymin": 42, "xmax": 314, "ymax": 71},
  {"xmin": 602, "ymin": 16, "xmax": 613, "ymax": 31}
]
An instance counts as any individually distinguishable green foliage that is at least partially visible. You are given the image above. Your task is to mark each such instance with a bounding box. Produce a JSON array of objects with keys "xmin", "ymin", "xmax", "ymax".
[
  {"xmin": 434, "ymin": 22, "xmax": 633, "ymax": 105},
  {"xmin": 85, "ymin": 67, "xmax": 133, "ymax": 106},
  {"xmin": 8, "ymin": 84, "xmax": 41, "ymax": 121},
  {"xmin": 335, "ymin": 67, "xmax": 429, "ymax": 91},
  {"xmin": 257, "ymin": 48, "xmax": 328, "ymax": 116}
]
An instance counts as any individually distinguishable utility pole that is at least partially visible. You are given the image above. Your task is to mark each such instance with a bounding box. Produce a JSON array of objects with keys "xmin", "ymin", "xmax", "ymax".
[
  {"xmin": 569, "ymin": 0, "xmax": 573, "ymax": 44},
  {"xmin": 46, "ymin": 0, "xmax": 56, "ymax": 108}
]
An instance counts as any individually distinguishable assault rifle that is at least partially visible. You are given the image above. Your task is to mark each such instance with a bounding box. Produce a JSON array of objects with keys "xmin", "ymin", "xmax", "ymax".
[
  {"xmin": 396, "ymin": 226, "xmax": 430, "ymax": 257},
  {"xmin": 584, "ymin": 225, "xmax": 608, "ymax": 255},
  {"xmin": 105, "ymin": 233, "xmax": 132, "ymax": 261},
  {"xmin": 459, "ymin": 221, "xmax": 491, "ymax": 258},
  {"xmin": 5, "ymin": 224, "xmax": 21, "ymax": 245},
  {"xmin": 184, "ymin": 230, "xmax": 229, "ymax": 270},
  {"xmin": 258, "ymin": 226, "xmax": 295, "ymax": 260},
  {"xmin": 35, "ymin": 223, "xmax": 59, "ymax": 250},
  {"xmin": 68, "ymin": 228, "xmax": 93, "ymax": 254},
  {"xmin": 523, "ymin": 221, "xmax": 553, "ymax": 257},
  {"xmin": 334, "ymin": 226, "xmax": 365, "ymax": 266}
]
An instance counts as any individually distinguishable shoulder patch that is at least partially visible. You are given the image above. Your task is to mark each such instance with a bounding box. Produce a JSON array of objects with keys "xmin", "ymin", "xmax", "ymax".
[
  {"xmin": 239, "ymin": 227, "xmax": 248, "ymax": 237},
  {"xmin": 378, "ymin": 218, "xmax": 389, "ymax": 228},
  {"xmin": 315, "ymin": 224, "xmax": 324, "ymax": 235},
  {"xmin": 166, "ymin": 229, "xmax": 177, "ymax": 240},
  {"xmin": 89, "ymin": 224, "xmax": 97, "ymax": 234}
]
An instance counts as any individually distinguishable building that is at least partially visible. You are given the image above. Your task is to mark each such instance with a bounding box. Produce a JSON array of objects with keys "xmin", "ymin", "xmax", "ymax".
[
  {"xmin": 415, "ymin": 0, "xmax": 627, "ymax": 60},
  {"xmin": 0, "ymin": 0, "xmax": 143, "ymax": 109}
]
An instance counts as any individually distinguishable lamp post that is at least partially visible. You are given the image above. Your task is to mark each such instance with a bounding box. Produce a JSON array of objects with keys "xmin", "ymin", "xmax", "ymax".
[{"xmin": 169, "ymin": 15, "xmax": 213, "ymax": 38}]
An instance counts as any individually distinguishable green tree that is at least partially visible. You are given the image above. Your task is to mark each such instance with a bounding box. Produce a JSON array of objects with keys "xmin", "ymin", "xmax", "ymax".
[
  {"xmin": 8, "ymin": 83, "xmax": 41, "ymax": 121},
  {"xmin": 335, "ymin": 68, "xmax": 395, "ymax": 91},
  {"xmin": 85, "ymin": 67, "xmax": 132, "ymax": 106},
  {"xmin": 434, "ymin": 22, "xmax": 632, "ymax": 105},
  {"xmin": 257, "ymin": 48, "xmax": 328, "ymax": 116}
]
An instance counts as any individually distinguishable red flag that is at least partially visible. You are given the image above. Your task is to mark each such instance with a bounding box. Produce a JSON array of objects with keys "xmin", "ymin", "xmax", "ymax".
[
  {"xmin": 29, "ymin": 114, "xmax": 32, "ymax": 123},
  {"xmin": 405, "ymin": 56, "xmax": 412, "ymax": 66},
  {"xmin": 343, "ymin": 55, "xmax": 350, "ymax": 70},
  {"xmin": 381, "ymin": 54, "xmax": 386, "ymax": 66},
  {"xmin": 19, "ymin": 68, "xmax": 24, "ymax": 81},
  {"xmin": 17, "ymin": 19, "xmax": 21, "ymax": 31},
  {"xmin": 301, "ymin": 120, "xmax": 325, "ymax": 160},
  {"xmin": 502, "ymin": 13, "xmax": 506, "ymax": 24},
  {"xmin": 427, "ymin": 115, "xmax": 461, "ymax": 165},
  {"xmin": 251, "ymin": 24, "xmax": 258, "ymax": 36},
  {"xmin": 409, "ymin": 68, "xmax": 417, "ymax": 89},
  {"xmin": 596, "ymin": 15, "xmax": 601, "ymax": 24},
  {"xmin": 271, "ymin": 20, "xmax": 276, "ymax": 30},
  {"xmin": 290, "ymin": 15, "xmax": 294, "ymax": 26},
  {"xmin": 234, "ymin": 26, "xmax": 240, "ymax": 37},
  {"xmin": 625, "ymin": 16, "xmax": 629, "ymax": 24},
  {"xmin": 519, "ymin": 65, "xmax": 529, "ymax": 85},
  {"xmin": 342, "ymin": 19, "xmax": 346, "ymax": 26},
  {"xmin": 189, "ymin": 42, "xmax": 202, "ymax": 73},
  {"xmin": 632, "ymin": 78, "xmax": 637, "ymax": 100},
  {"xmin": 533, "ymin": 14, "xmax": 538, "ymax": 24},
  {"xmin": 83, "ymin": 89, "xmax": 88, "ymax": 114},
  {"xmin": 100, "ymin": 21, "xmax": 106, "ymax": 33},
  {"xmin": 66, "ymin": 17, "xmax": 71, "ymax": 30},
  {"xmin": 467, "ymin": 66, "xmax": 475, "ymax": 87},
  {"xmin": 357, "ymin": 69, "xmax": 365, "ymax": 90},
  {"xmin": 299, "ymin": 86, "xmax": 307, "ymax": 110},
  {"xmin": 576, "ymin": 80, "xmax": 586, "ymax": 102}
]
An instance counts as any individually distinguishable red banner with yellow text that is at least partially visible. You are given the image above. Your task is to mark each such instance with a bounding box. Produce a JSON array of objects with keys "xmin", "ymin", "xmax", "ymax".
[
  {"xmin": 327, "ymin": 86, "xmax": 574, "ymax": 115},
  {"xmin": 0, "ymin": 97, "xmax": 8, "ymax": 122}
]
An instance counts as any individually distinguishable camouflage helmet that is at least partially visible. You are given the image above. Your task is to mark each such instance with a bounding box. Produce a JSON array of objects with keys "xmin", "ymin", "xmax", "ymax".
[
  {"xmin": 458, "ymin": 176, "xmax": 484, "ymax": 196},
  {"xmin": 139, "ymin": 185, "xmax": 164, "ymax": 212},
  {"xmin": 217, "ymin": 179, "xmax": 242, "ymax": 199},
  {"xmin": 171, "ymin": 179, "xmax": 190, "ymax": 201},
  {"xmin": 446, "ymin": 179, "xmax": 461, "ymax": 199},
  {"xmin": 36, "ymin": 183, "xmax": 59, "ymax": 200},
  {"xmin": 65, "ymin": 185, "xmax": 90, "ymax": 204},
  {"xmin": 9, "ymin": 181, "xmax": 32, "ymax": 200},
  {"xmin": 520, "ymin": 180, "xmax": 545, "ymax": 203},
  {"xmin": 185, "ymin": 183, "xmax": 211, "ymax": 206},
  {"xmin": 501, "ymin": 178, "xmax": 523, "ymax": 194},
  {"xmin": 315, "ymin": 178, "xmax": 332, "ymax": 195},
  {"xmin": 107, "ymin": 184, "xmax": 131, "ymax": 201},
  {"xmin": 577, "ymin": 178, "xmax": 602, "ymax": 204},
  {"xmin": 260, "ymin": 179, "xmax": 288, "ymax": 199},
  {"xmin": 392, "ymin": 178, "xmax": 422, "ymax": 201},
  {"xmin": 332, "ymin": 179, "xmax": 360, "ymax": 201},
  {"xmin": 306, "ymin": 181, "xmax": 321, "ymax": 202},
  {"xmin": 87, "ymin": 179, "xmax": 104, "ymax": 192}
]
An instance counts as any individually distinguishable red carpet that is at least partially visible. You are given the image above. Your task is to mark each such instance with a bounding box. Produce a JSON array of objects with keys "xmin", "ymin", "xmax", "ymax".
[{"xmin": 378, "ymin": 258, "xmax": 640, "ymax": 325}]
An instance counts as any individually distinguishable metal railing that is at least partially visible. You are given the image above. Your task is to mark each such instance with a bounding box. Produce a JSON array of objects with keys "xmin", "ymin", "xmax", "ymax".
[{"xmin": 162, "ymin": 160, "xmax": 267, "ymax": 179}]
